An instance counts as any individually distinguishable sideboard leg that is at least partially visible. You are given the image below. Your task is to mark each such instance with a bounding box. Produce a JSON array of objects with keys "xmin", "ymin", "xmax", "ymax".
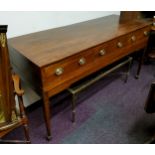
[
  {"xmin": 42, "ymin": 92, "xmax": 52, "ymax": 140},
  {"xmin": 135, "ymin": 48, "xmax": 146, "ymax": 79}
]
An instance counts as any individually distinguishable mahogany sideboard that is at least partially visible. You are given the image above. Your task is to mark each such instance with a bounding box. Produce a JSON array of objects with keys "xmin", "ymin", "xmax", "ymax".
[{"xmin": 8, "ymin": 15, "xmax": 151, "ymax": 140}]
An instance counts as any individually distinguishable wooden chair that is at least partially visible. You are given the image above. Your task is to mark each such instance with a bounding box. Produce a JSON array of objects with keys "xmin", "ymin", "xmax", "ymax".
[{"xmin": 0, "ymin": 25, "xmax": 30, "ymax": 143}]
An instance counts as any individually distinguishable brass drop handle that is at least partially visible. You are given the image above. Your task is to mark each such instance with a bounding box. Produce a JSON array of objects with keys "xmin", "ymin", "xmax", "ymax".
[
  {"xmin": 144, "ymin": 31, "xmax": 149, "ymax": 36},
  {"xmin": 99, "ymin": 49, "xmax": 106, "ymax": 56},
  {"xmin": 131, "ymin": 35, "xmax": 136, "ymax": 42},
  {"xmin": 79, "ymin": 57, "xmax": 86, "ymax": 66},
  {"xmin": 55, "ymin": 67, "xmax": 64, "ymax": 76},
  {"xmin": 117, "ymin": 42, "xmax": 123, "ymax": 48}
]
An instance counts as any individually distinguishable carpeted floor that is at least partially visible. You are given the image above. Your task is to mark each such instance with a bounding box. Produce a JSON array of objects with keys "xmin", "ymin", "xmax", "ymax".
[{"xmin": 4, "ymin": 61, "xmax": 155, "ymax": 143}]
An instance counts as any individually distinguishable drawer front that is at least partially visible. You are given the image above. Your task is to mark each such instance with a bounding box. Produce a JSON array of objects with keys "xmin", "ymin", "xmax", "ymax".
[
  {"xmin": 42, "ymin": 26, "xmax": 150, "ymax": 92},
  {"xmin": 43, "ymin": 50, "xmax": 94, "ymax": 78}
]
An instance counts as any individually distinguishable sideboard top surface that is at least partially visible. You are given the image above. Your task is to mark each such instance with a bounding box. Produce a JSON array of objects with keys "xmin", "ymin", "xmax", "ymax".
[{"xmin": 8, "ymin": 15, "xmax": 151, "ymax": 67}]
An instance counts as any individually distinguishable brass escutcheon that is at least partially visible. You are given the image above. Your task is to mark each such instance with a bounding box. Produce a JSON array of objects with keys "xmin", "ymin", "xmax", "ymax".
[
  {"xmin": 117, "ymin": 42, "xmax": 123, "ymax": 48},
  {"xmin": 79, "ymin": 58, "xmax": 86, "ymax": 66},
  {"xmin": 144, "ymin": 31, "xmax": 149, "ymax": 36},
  {"xmin": 131, "ymin": 35, "xmax": 136, "ymax": 42},
  {"xmin": 55, "ymin": 67, "xmax": 64, "ymax": 76},
  {"xmin": 99, "ymin": 49, "xmax": 106, "ymax": 56}
]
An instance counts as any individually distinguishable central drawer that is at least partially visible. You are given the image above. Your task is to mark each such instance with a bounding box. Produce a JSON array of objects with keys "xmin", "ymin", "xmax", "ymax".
[{"xmin": 42, "ymin": 26, "xmax": 150, "ymax": 92}]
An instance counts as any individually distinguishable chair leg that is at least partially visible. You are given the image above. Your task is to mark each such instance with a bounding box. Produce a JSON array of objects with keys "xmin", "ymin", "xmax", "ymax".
[
  {"xmin": 23, "ymin": 124, "xmax": 31, "ymax": 144},
  {"xmin": 18, "ymin": 95, "xmax": 31, "ymax": 143},
  {"xmin": 71, "ymin": 94, "xmax": 77, "ymax": 123},
  {"xmin": 135, "ymin": 48, "xmax": 146, "ymax": 79}
]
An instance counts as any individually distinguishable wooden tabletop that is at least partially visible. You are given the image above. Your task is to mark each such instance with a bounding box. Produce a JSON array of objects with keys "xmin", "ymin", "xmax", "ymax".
[{"xmin": 8, "ymin": 15, "xmax": 151, "ymax": 67}]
